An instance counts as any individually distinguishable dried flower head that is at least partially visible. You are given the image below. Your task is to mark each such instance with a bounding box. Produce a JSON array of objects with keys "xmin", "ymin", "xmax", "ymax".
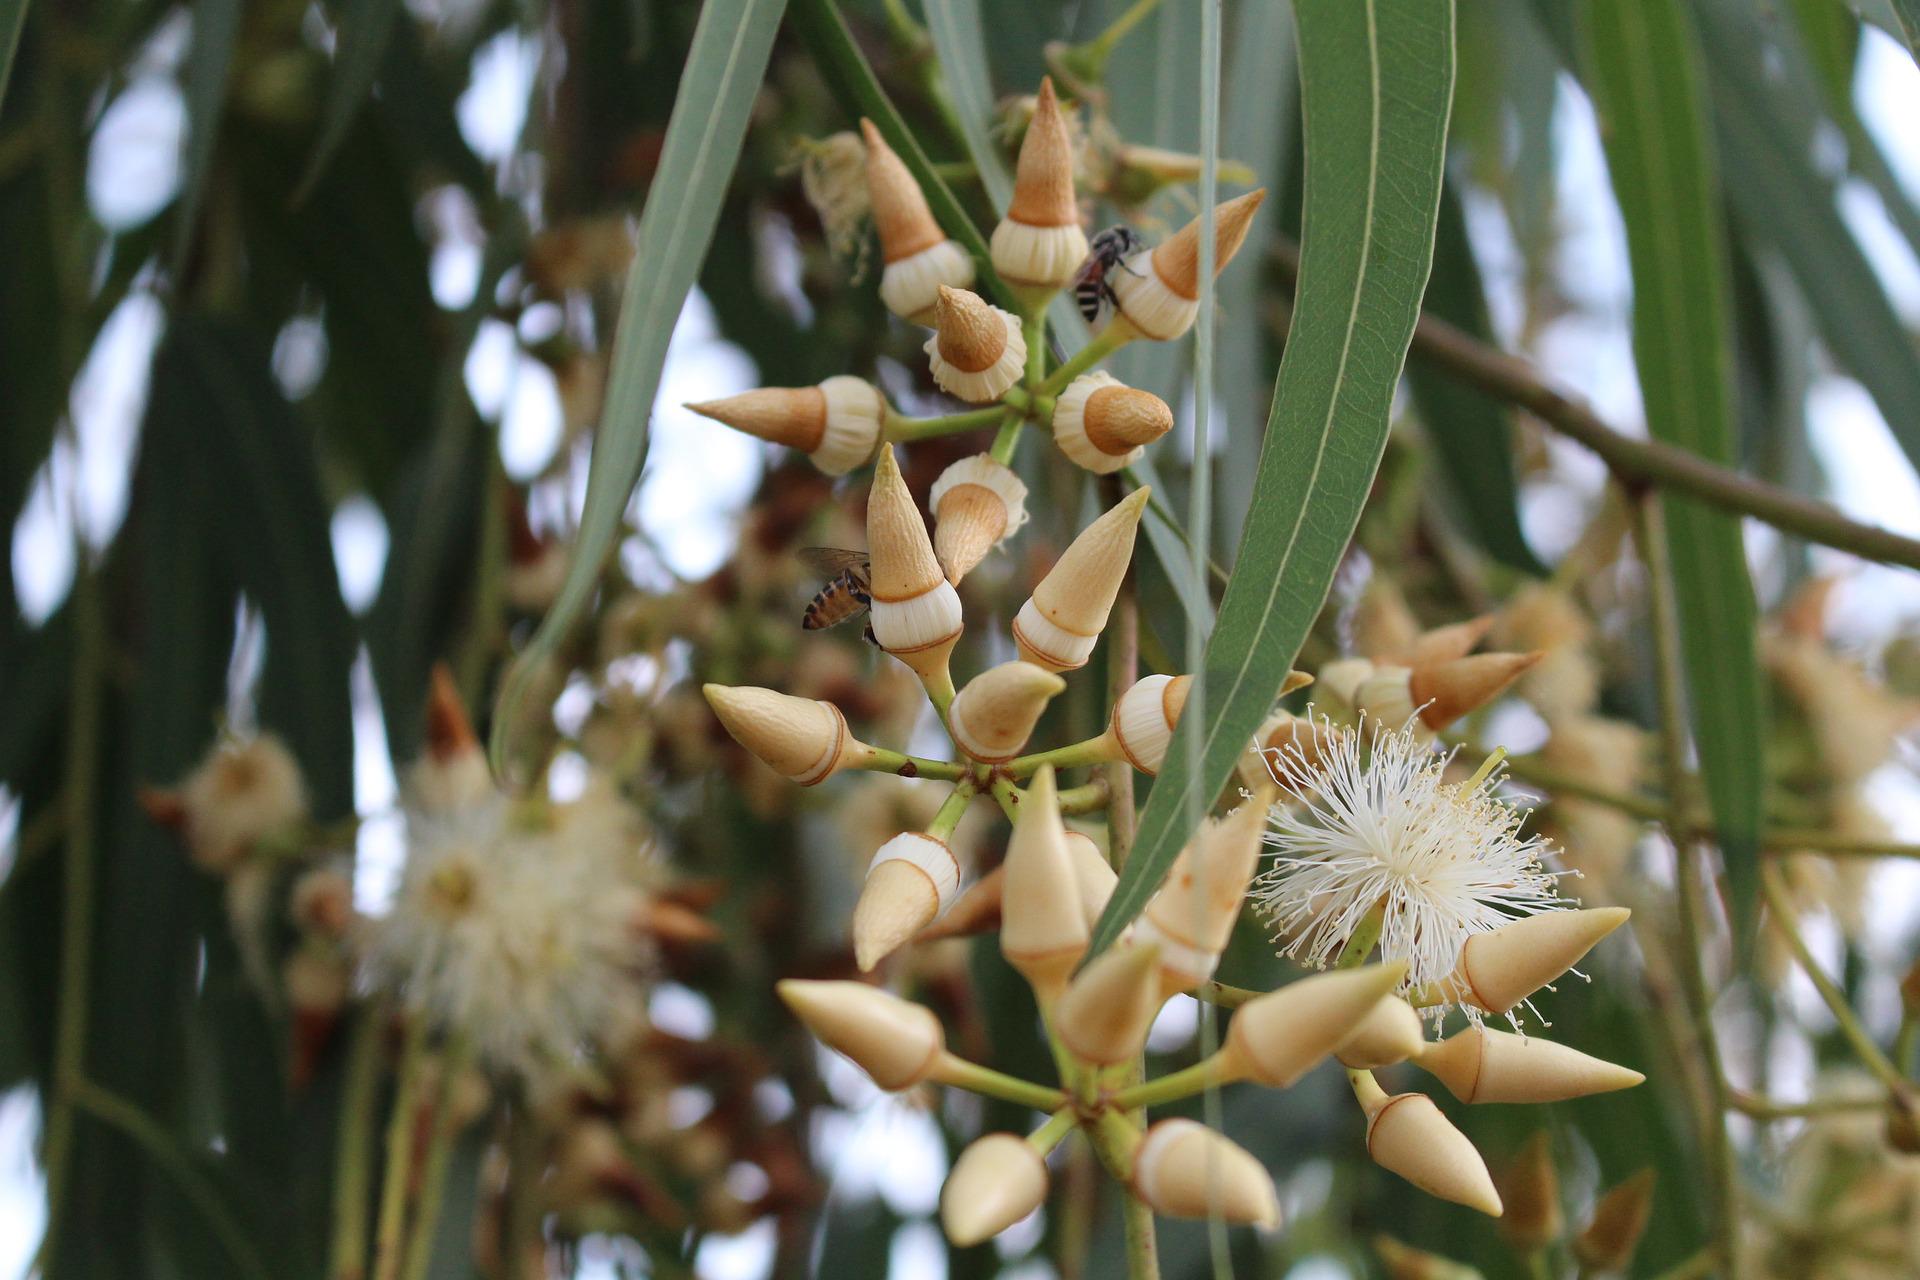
[
  {"xmin": 1254, "ymin": 717, "xmax": 1568, "ymax": 1021},
  {"xmin": 177, "ymin": 734, "xmax": 310, "ymax": 873}
]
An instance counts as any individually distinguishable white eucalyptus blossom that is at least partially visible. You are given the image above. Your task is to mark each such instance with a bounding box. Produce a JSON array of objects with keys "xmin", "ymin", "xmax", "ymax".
[{"xmin": 1252, "ymin": 716, "xmax": 1569, "ymax": 1023}]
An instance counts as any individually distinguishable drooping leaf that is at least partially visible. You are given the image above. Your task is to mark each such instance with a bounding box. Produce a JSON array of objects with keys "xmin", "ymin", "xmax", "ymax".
[
  {"xmin": 172, "ymin": 0, "xmax": 242, "ymax": 270},
  {"xmin": 0, "ymin": 0, "xmax": 26, "ymax": 114},
  {"xmin": 293, "ymin": 0, "xmax": 404, "ymax": 204},
  {"xmin": 1405, "ymin": 176, "xmax": 1545, "ymax": 575},
  {"xmin": 1090, "ymin": 0, "xmax": 1457, "ymax": 955},
  {"xmin": 1582, "ymin": 0, "xmax": 1764, "ymax": 925},
  {"xmin": 489, "ymin": 0, "xmax": 788, "ymax": 776},
  {"xmin": 923, "ymin": 0, "xmax": 1015, "ymax": 208}
]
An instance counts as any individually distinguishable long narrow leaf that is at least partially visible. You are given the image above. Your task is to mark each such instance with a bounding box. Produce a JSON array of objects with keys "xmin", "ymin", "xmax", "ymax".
[
  {"xmin": 1582, "ymin": 0, "xmax": 1764, "ymax": 924},
  {"xmin": 0, "ymin": 0, "xmax": 26, "ymax": 112},
  {"xmin": 1090, "ymin": 0, "xmax": 1457, "ymax": 955},
  {"xmin": 489, "ymin": 0, "xmax": 787, "ymax": 776},
  {"xmin": 293, "ymin": 0, "xmax": 402, "ymax": 205},
  {"xmin": 172, "ymin": 0, "xmax": 241, "ymax": 271},
  {"xmin": 922, "ymin": 0, "xmax": 1014, "ymax": 207}
]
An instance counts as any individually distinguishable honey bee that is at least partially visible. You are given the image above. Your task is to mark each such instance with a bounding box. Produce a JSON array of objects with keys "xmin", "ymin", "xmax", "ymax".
[
  {"xmin": 798, "ymin": 547, "xmax": 877, "ymax": 644},
  {"xmin": 1073, "ymin": 224, "xmax": 1147, "ymax": 325}
]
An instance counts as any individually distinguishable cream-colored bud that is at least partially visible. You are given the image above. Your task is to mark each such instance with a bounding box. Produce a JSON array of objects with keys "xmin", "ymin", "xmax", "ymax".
[
  {"xmin": 1409, "ymin": 652, "xmax": 1543, "ymax": 729},
  {"xmin": 866, "ymin": 447, "xmax": 963, "ymax": 683},
  {"xmin": 1109, "ymin": 673, "xmax": 1192, "ymax": 775},
  {"xmin": 1136, "ymin": 783, "xmax": 1274, "ymax": 997},
  {"xmin": 1498, "ymin": 1132, "xmax": 1562, "ymax": 1252},
  {"xmin": 1056, "ymin": 943, "xmax": 1163, "ymax": 1064},
  {"xmin": 1107, "ymin": 189, "xmax": 1266, "ymax": 342},
  {"xmin": 1416, "ymin": 1026, "xmax": 1644, "ymax": 1104},
  {"xmin": 1451, "ymin": 907, "xmax": 1631, "ymax": 1016},
  {"xmin": 1363, "ymin": 1090, "xmax": 1503, "ymax": 1216},
  {"xmin": 941, "ymin": 1133, "xmax": 1049, "ymax": 1246},
  {"xmin": 925, "ymin": 287, "xmax": 1027, "ymax": 402},
  {"xmin": 1316, "ymin": 657, "xmax": 1375, "ymax": 707},
  {"xmin": 854, "ymin": 832, "xmax": 961, "ymax": 971},
  {"xmin": 1221, "ymin": 963, "xmax": 1406, "ymax": 1088},
  {"xmin": 949, "ymin": 661, "xmax": 1065, "ymax": 764},
  {"xmin": 1064, "ymin": 831, "xmax": 1118, "ymax": 931},
  {"xmin": 776, "ymin": 979, "xmax": 946, "ymax": 1090},
  {"xmin": 1000, "ymin": 767, "xmax": 1089, "ymax": 1001},
  {"xmin": 703, "ymin": 684, "xmax": 866, "ymax": 785},
  {"xmin": 1245, "ymin": 709, "xmax": 1347, "ymax": 792},
  {"xmin": 685, "ymin": 378, "xmax": 885, "ymax": 476},
  {"xmin": 1050, "ymin": 372, "xmax": 1173, "ymax": 475},
  {"xmin": 930, "ymin": 455, "xmax": 1029, "ymax": 584},
  {"xmin": 1335, "ymin": 997, "xmax": 1426, "ymax": 1069},
  {"xmin": 862, "ymin": 118, "xmax": 976, "ymax": 324},
  {"xmin": 1352, "ymin": 664, "xmax": 1417, "ymax": 727},
  {"xmin": 1131, "ymin": 1119, "xmax": 1280, "ymax": 1228},
  {"xmin": 882, "ymin": 240, "xmax": 977, "ymax": 326},
  {"xmin": 1390, "ymin": 616, "xmax": 1495, "ymax": 669},
  {"xmin": 990, "ymin": 78, "xmax": 1088, "ymax": 294},
  {"xmin": 1013, "ymin": 486, "xmax": 1150, "ymax": 672},
  {"xmin": 1573, "ymin": 1169, "xmax": 1655, "ymax": 1273},
  {"xmin": 916, "ymin": 864, "xmax": 1003, "ymax": 943}
]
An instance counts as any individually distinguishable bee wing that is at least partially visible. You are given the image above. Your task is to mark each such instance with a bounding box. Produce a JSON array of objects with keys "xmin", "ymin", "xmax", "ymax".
[{"xmin": 798, "ymin": 546, "xmax": 870, "ymax": 574}]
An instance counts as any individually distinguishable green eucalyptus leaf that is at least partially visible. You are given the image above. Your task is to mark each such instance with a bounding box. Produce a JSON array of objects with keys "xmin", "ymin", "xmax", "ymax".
[
  {"xmin": 1583, "ymin": 0, "xmax": 1764, "ymax": 926},
  {"xmin": 489, "ymin": 0, "xmax": 788, "ymax": 777},
  {"xmin": 172, "ymin": 0, "xmax": 241, "ymax": 271},
  {"xmin": 294, "ymin": 0, "xmax": 404, "ymax": 205},
  {"xmin": 1090, "ymin": 0, "xmax": 1456, "ymax": 956}
]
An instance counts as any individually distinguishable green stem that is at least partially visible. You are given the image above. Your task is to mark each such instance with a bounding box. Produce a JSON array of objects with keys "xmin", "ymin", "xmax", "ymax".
[
  {"xmin": 67, "ymin": 1080, "xmax": 272, "ymax": 1280},
  {"xmin": 1028, "ymin": 1108, "xmax": 1079, "ymax": 1154},
  {"xmin": 849, "ymin": 745, "xmax": 969, "ymax": 781},
  {"xmin": 931, "ymin": 1052, "xmax": 1067, "ymax": 1111},
  {"xmin": 329, "ymin": 1007, "xmax": 386, "ymax": 1280},
  {"xmin": 1086, "ymin": 0, "xmax": 1165, "ymax": 65},
  {"xmin": 988, "ymin": 775, "xmax": 1024, "ymax": 822},
  {"xmin": 1056, "ymin": 779, "xmax": 1112, "ymax": 816},
  {"xmin": 1006, "ymin": 734, "xmax": 1124, "ymax": 777},
  {"xmin": 885, "ymin": 404, "xmax": 1007, "ymax": 442},
  {"xmin": 1728, "ymin": 1089, "xmax": 1885, "ymax": 1120},
  {"xmin": 1036, "ymin": 326, "xmax": 1129, "ymax": 397},
  {"xmin": 1636, "ymin": 495, "xmax": 1741, "ymax": 1280},
  {"xmin": 1111, "ymin": 1056, "xmax": 1230, "ymax": 1111},
  {"xmin": 1193, "ymin": 981, "xmax": 1260, "ymax": 1010},
  {"xmin": 371, "ymin": 1017, "xmax": 432, "ymax": 1280},
  {"xmin": 1334, "ymin": 903, "xmax": 1386, "ymax": 970},
  {"xmin": 396, "ymin": 1034, "xmax": 477, "ymax": 1280},
  {"xmin": 926, "ymin": 779, "xmax": 978, "ymax": 840},
  {"xmin": 989, "ymin": 408, "xmax": 1024, "ymax": 465},
  {"xmin": 500, "ymin": 1102, "xmax": 545, "ymax": 1279}
]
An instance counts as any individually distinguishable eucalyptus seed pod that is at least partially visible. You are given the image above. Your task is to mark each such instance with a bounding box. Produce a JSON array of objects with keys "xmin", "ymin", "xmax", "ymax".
[
  {"xmin": 1334, "ymin": 996, "xmax": 1427, "ymax": 1069},
  {"xmin": 1056, "ymin": 942, "xmax": 1163, "ymax": 1065},
  {"xmin": 930, "ymin": 454, "xmax": 1029, "ymax": 584},
  {"xmin": 1449, "ymin": 907, "xmax": 1631, "ymax": 1016},
  {"xmin": 853, "ymin": 832, "xmax": 962, "ymax": 971},
  {"xmin": 1107, "ymin": 189, "xmax": 1266, "ymax": 342},
  {"xmin": 1572, "ymin": 1169, "xmax": 1655, "ymax": 1273},
  {"xmin": 702, "ymin": 684, "xmax": 871, "ymax": 785},
  {"xmin": 862, "ymin": 119, "xmax": 975, "ymax": 324},
  {"xmin": 1362, "ymin": 1089, "xmax": 1504, "ymax": 1216},
  {"xmin": 1050, "ymin": 372, "xmax": 1174, "ymax": 475},
  {"xmin": 925, "ymin": 287, "xmax": 1027, "ymax": 403},
  {"xmin": 948, "ymin": 661, "xmax": 1066, "ymax": 764},
  {"xmin": 940, "ymin": 1133, "xmax": 1049, "ymax": 1246},
  {"xmin": 1220, "ymin": 963, "xmax": 1406, "ymax": 1087},
  {"xmin": 686, "ymin": 376, "xmax": 885, "ymax": 475},
  {"xmin": 1497, "ymin": 1132, "xmax": 1562, "ymax": 1252},
  {"xmin": 776, "ymin": 979, "xmax": 945, "ymax": 1091},
  {"xmin": 999, "ymin": 766, "xmax": 1088, "ymax": 1002},
  {"xmin": 1131, "ymin": 1119, "xmax": 1281, "ymax": 1228},
  {"xmin": 1135, "ymin": 782, "xmax": 1275, "ymax": 997},
  {"xmin": 866, "ymin": 446, "xmax": 964, "ymax": 684},
  {"xmin": 989, "ymin": 78, "xmax": 1088, "ymax": 296},
  {"xmin": 1013, "ymin": 486, "xmax": 1150, "ymax": 671},
  {"xmin": 1063, "ymin": 830, "xmax": 1118, "ymax": 931},
  {"xmin": 1107, "ymin": 673, "xmax": 1193, "ymax": 775},
  {"xmin": 1416, "ymin": 1026, "xmax": 1644, "ymax": 1104}
]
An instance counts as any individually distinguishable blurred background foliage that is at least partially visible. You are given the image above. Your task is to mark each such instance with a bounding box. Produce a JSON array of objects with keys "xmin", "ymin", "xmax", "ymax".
[{"xmin": 4, "ymin": 0, "xmax": 1920, "ymax": 1277}]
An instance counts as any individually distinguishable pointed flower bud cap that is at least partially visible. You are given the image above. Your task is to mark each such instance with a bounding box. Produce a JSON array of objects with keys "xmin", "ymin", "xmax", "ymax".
[
  {"xmin": 703, "ymin": 684, "xmax": 865, "ymax": 785},
  {"xmin": 1335, "ymin": 997, "xmax": 1427, "ymax": 1069},
  {"xmin": 853, "ymin": 832, "xmax": 962, "ymax": 971},
  {"xmin": 1373, "ymin": 1235, "xmax": 1485, "ymax": 1280},
  {"xmin": 1136, "ymin": 784, "xmax": 1275, "ymax": 994},
  {"xmin": 1351, "ymin": 664, "xmax": 1418, "ymax": 728},
  {"xmin": 1222, "ymin": 962, "xmax": 1407, "ymax": 1087},
  {"xmin": 866, "ymin": 447, "xmax": 964, "ymax": 676},
  {"xmin": 1498, "ymin": 1132, "xmax": 1563, "ymax": 1251},
  {"xmin": 1057, "ymin": 942, "xmax": 1164, "ymax": 1064},
  {"xmin": 1390, "ymin": 616, "xmax": 1495, "ymax": 669},
  {"xmin": 924, "ymin": 287, "xmax": 1027, "ymax": 403},
  {"xmin": 1363, "ymin": 1091, "xmax": 1503, "ymax": 1216},
  {"xmin": 1000, "ymin": 767, "xmax": 1090, "ymax": 1000},
  {"xmin": 949, "ymin": 661, "xmax": 1065, "ymax": 764},
  {"xmin": 776, "ymin": 979, "xmax": 946, "ymax": 1091},
  {"xmin": 941, "ymin": 1133, "xmax": 1049, "ymax": 1246},
  {"xmin": 1051, "ymin": 372, "xmax": 1174, "ymax": 474},
  {"xmin": 930, "ymin": 455, "xmax": 1029, "ymax": 584},
  {"xmin": 1109, "ymin": 673, "xmax": 1192, "ymax": 775},
  {"xmin": 1573, "ymin": 1169, "xmax": 1655, "ymax": 1273},
  {"xmin": 990, "ymin": 78, "xmax": 1089, "ymax": 291},
  {"xmin": 862, "ymin": 119, "xmax": 976, "ymax": 324},
  {"xmin": 1108, "ymin": 189, "xmax": 1266, "ymax": 341},
  {"xmin": 1410, "ymin": 651, "xmax": 1543, "ymax": 729},
  {"xmin": 1451, "ymin": 907, "xmax": 1631, "ymax": 1016},
  {"xmin": 1132, "ymin": 1119, "xmax": 1281, "ymax": 1228},
  {"xmin": 1013, "ymin": 486, "xmax": 1150, "ymax": 671},
  {"xmin": 686, "ymin": 377, "xmax": 885, "ymax": 476},
  {"xmin": 1417, "ymin": 1026, "xmax": 1643, "ymax": 1104},
  {"xmin": 1064, "ymin": 831, "xmax": 1118, "ymax": 931}
]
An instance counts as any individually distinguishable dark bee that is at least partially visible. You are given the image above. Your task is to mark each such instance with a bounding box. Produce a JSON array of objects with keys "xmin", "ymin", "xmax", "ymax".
[
  {"xmin": 798, "ymin": 547, "xmax": 878, "ymax": 645},
  {"xmin": 1073, "ymin": 225, "xmax": 1147, "ymax": 325}
]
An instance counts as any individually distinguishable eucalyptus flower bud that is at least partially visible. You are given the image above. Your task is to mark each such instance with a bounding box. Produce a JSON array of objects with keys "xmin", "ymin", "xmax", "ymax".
[
  {"xmin": 1107, "ymin": 190, "xmax": 1266, "ymax": 342},
  {"xmin": 1130, "ymin": 1119, "xmax": 1280, "ymax": 1228},
  {"xmin": 941, "ymin": 1133, "xmax": 1049, "ymax": 1245},
  {"xmin": 1221, "ymin": 963, "xmax": 1406, "ymax": 1088},
  {"xmin": 1572, "ymin": 1169, "xmax": 1654, "ymax": 1273},
  {"xmin": 925, "ymin": 287, "xmax": 1027, "ymax": 403},
  {"xmin": 777, "ymin": 979, "xmax": 945, "ymax": 1091},
  {"xmin": 949, "ymin": 661, "xmax": 1065, "ymax": 764},
  {"xmin": 1056, "ymin": 942, "xmax": 1163, "ymax": 1065},
  {"xmin": 1361, "ymin": 1086, "xmax": 1503, "ymax": 1216},
  {"xmin": 1000, "ymin": 766, "xmax": 1088, "ymax": 1002},
  {"xmin": 686, "ymin": 376, "xmax": 885, "ymax": 475},
  {"xmin": 1449, "ymin": 907, "xmax": 1631, "ymax": 1016},
  {"xmin": 1334, "ymin": 996, "xmax": 1426, "ymax": 1069},
  {"xmin": 989, "ymin": 78, "xmax": 1088, "ymax": 299},
  {"xmin": 1013, "ymin": 486, "xmax": 1150, "ymax": 672},
  {"xmin": 1497, "ymin": 1132, "xmax": 1562, "ymax": 1252},
  {"xmin": 930, "ymin": 455, "xmax": 1028, "ymax": 584},
  {"xmin": 862, "ymin": 119, "xmax": 975, "ymax": 324},
  {"xmin": 853, "ymin": 832, "xmax": 961, "ymax": 971},
  {"xmin": 867, "ymin": 446, "xmax": 964, "ymax": 684},
  {"xmin": 1416, "ymin": 1026, "xmax": 1644, "ymax": 1104},
  {"xmin": 1051, "ymin": 372, "xmax": 1173, "ymax": 475},
  {"xmin": 703, "ymin": 684, "xmax": 870, "ymax": 785}
]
